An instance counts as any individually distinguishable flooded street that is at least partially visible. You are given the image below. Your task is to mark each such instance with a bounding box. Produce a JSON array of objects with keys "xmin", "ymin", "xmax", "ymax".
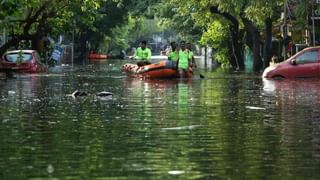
[{"xmin": 1, "ymin": 60, "xmax": 320, "ymax": 179}]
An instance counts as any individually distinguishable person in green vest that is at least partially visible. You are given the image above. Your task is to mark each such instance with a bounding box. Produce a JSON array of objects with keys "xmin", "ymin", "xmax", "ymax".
[
  {"xmin": 165, "ymin": 41, "xmax": 179, "ymax": 69},
  {"xmin": 187, "ymin": 42, "xmax": 197, "ymax": 68},
  {"xmin": 167, "ymin": 41, "xmax": 179, "ymax": 61},
  {"xmin": 177, "ymin": 41, "xmax": 191, "ymax": 77},
  {"xmin": 131, "ymin": 40, "xmax": 152, "ymax": 66}
]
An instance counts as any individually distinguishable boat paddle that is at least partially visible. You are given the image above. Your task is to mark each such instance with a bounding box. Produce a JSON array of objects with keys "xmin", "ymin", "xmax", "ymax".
[
  {"xmin": 199, "ymin": 73, "xmax": 205, "ymax": 79},
  {"xmin": 189, "ymin": 67, "xmax": 205, "ymax": 79},
  {"xmin": 191, "ymin": 66, "xmax": 205, "ymax": 79}
]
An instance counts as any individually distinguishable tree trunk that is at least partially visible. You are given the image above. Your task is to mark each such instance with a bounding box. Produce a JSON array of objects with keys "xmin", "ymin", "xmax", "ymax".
[
  {"xmin": 0, "ymin": 34, "xmax": 33, "ymax": 55},
  {"xmin": 252, "ymin": 30, "xmax": 262, "ymax": 72},
  {"xmin": 0, "ymin": 33, "xmax": 43, "ymax": 56},
  {"xmin": 242, "ymin": 17, "xmax": 263, "ymax": 72},
  {"xmin": 32, "ymin": 37, "xmax": 44, "ymax": 53},
  {"xmin": 210, "ymin": 6, "xmax": 244, "ymax": 70},
  {"xmin": 77, "ymin": 31, "xmax": 91, "ymax": 64},
  {"xmin": 0, "ymin": 38, "xmax": 20, "ymax": 56},
  {"xmin": 263, "ymin": 18, "xmax": 273, "ymax": 69},
  {"xmin": 204, "ymin": 46, "xmax": 207, "ymax": 68},
  {"xmin": 0, "ymin": 4, "xmax": 49, "ymax": 56},
  {"xmin": 230, "ymin": 28, "xmax": 245, "ymax": 70}
]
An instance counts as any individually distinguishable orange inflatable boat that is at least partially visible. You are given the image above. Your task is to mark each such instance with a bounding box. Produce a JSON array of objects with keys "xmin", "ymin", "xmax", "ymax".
[
  {"xmin": 88, "ymin": 53, "xmax": 107, "ymax": 60},
  {"xmin": 122, "ymin": 60, "xmax": 192, "ymax": 79}
]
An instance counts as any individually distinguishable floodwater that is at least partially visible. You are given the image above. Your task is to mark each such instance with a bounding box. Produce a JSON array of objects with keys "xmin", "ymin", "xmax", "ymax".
[{"xmin": 1, "ymin": 60, "xmax": 320, "ymax": 179}]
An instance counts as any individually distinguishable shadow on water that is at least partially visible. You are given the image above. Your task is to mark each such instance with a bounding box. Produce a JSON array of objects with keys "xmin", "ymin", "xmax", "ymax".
[{"xmin": 1, "ymin": 60, "xmax": 320, "ymax": 179}]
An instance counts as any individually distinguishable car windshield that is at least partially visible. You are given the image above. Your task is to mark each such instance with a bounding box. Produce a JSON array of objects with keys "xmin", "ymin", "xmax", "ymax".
[
  {"xmin": 5, "ymin": 53, "xmax": 33, "ymax": 63},
  {"xmin": 296, "ymin": 50, "xmax": 318, "ymax": 64}
]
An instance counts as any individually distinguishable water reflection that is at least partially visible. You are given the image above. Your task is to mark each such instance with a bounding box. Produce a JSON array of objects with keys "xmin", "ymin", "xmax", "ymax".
[
  {"xmin": 263, "ymin": 78, "xmax": 320, "ymax": 103},
  {"xmin": 262, "ymin": 79, "xmax": 320, "ymax": 173},
  {"xmin": 1, "ymin": 62, "xmax": 320, "ymax": 179}
]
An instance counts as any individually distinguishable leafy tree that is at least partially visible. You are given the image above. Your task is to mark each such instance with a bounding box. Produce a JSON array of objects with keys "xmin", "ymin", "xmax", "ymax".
[
  {"xmin": 0, "ymin": 0, "xmax": 102, "ymax": 56},
  {"xmin": 0, "ymin": 0, "xmax": 287, "ymax": 71},
  {"xmin": 101, "ymin": 16, "xmax": 164, "ymax": 55},
  {"xmin": 200, "ymin": 21, "xmax": 231, "ymax": 65},
  {"xmin": 159, "ymin": 0, "xmax": 284, "ymax": 71},
  {"xmin": 209, "ymin": 0, "xmax": 282, "ymax": 71}
]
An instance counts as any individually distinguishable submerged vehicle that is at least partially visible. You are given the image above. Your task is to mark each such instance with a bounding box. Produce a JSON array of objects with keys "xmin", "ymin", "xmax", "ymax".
[
  {"xmin": 0, "ymin": 50, "xmax": 47, "ymax": 73},
  {"xmin": 263, "ymin": 46, "xmax": 320, "ymax": 79},
  {"xmin": 122, "ymin": 60, "xmax": 192, "ymax": 79}
]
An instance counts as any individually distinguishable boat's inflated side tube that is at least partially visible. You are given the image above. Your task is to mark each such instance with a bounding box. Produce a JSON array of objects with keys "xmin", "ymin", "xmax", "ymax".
[
  {"xmin": 122, "ymin": 60, "xmax": 184, "ymax": 78},
  {"xmin": 139, "ymin": 60, "xmax": 175, "ymax": 73}
]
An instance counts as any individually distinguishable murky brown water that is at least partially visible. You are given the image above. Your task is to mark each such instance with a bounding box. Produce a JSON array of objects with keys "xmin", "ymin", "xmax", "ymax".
[{"xmin": 1, "ymin": 60, "xmax": 320, "ymax": 179}]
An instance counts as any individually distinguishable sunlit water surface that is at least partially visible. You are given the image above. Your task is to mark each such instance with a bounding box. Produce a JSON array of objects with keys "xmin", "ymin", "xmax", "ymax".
[{"xmin": 1, "ymin": 60, "xmax": 320, "ymax": 179}]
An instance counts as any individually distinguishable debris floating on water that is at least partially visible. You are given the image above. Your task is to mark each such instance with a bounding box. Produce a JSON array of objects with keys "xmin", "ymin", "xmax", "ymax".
[
  {"xmin": 245, "ymin": 106, "xmax": 266, "ymax": 110},
  {"xmin": 161, "ymin": 125, "xmax": 202, "ymax": 131},
  {"xmin": 70, "ymin": 90, "xmax": 88, "ymax": 98},
  {"xmin": 96, "ymin": 91, "xmax": 113, "ymax": 100},
  {"xmin": 96, "ymin": 91, "xmax": 113, "ymax": 97},
  {"xmin": 67, "ymin": 90, "xmax": 113, "ymax": 100},
  {"xmin": 47, "ymin": 164, "xmax": 54, "ymax": 174},
  {"xmin": 168, "ymin": 170, "xmax": 185, "ymax": 175},
  {"xmin": 8, "ymin": 91, "xmax": 16, "ymax": 95}
]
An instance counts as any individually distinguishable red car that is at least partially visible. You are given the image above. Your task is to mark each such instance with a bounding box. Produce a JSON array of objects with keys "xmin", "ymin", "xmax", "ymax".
[
  {"xmin": 263, "ymin": 46, "xmax": 320, "ymax": 79},
  {"xmin": 0, "ymin": 50, "xmax": 47, "ymax": 73}
]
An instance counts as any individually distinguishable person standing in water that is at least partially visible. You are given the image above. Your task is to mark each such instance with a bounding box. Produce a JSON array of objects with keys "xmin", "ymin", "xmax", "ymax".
[
  {"xmin": 186, "ymin": 42, "xmax": 197, "ymax": 68},
  {"xmin": 131, "ymin": 40, "xmax": 152, "ymax": 66},
  {"xmin": 177, "ymin": 41, "xmax": 191, "ymax": 77}
]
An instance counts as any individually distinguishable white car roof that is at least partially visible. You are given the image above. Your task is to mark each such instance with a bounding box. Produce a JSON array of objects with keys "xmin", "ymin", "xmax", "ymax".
[{"xmin": 5, "ymin": 50, "xmax": 36, "ymax": 54}]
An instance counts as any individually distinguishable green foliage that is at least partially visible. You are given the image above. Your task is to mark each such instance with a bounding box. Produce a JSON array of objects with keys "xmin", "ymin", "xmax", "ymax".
[
  {"xmin": 157, "ymin": 0, "xmax": 286, "ymax": 69},
  {"xmin": 100, "ymin": 17, "xmax": 137, "ymax": 54},
  {"xmin": 154, "ymin": 0, "xmax": 204, "ymax": 42},
  {"xmin": 200, "ymin": 21, "xmax": 229, "ymax": 47},
  {"xmin": 0, "ymin": 0, "xmax": 103, "ymax": 37},
  {"xmin": 90, "ymin": 15, "xmax": 166, "ymax": 54},
  {"xmin": 293, "ymin": 0, "xmax": 312, "ymax": 30},
  {"xmin": 245, "ymin": 0, "xmax": 282, "ymax": 27},
  {"xmin": 0, "ymin": 0, "xmax": 297, "ymax": 65},
  {"xmin": 214, "ymin": 47, "xmax": 231, "ymax": 68},
  {"xmin": 200, "ymin": 21, "xmax": 230, "ymax": 65}
]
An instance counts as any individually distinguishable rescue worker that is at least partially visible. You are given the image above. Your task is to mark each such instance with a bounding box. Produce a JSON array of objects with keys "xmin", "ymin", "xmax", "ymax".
[
  {"xmin": 177, "ymin": 41, "xmax": 191, "ymax": 77},
  {"xmin": 131, "ymin": 40, "xmax": 152, "ymax": 66},
  {"xmin": 186, "ymin": 42, "xmax": 197, "ymax": 68}
]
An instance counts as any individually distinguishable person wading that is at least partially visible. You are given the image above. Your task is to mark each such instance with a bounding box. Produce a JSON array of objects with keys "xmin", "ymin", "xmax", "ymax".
[
  {"xmin": 177, "ymin": 41, "xmax": 191, "ymax": 78},
  {"xmin": 186, "ymin": 42, "xmax": 197, "ymax": 68}
]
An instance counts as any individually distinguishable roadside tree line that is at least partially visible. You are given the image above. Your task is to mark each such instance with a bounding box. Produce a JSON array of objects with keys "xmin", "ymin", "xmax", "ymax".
[{"xmin": 0, "ymin": 0, "xmax": 316, "ymax": 72}]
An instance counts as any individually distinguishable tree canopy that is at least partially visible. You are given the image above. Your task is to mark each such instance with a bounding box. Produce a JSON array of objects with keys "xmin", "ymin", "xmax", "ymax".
[{"xmin": 0, "ymin": 0, "xmax": 316, "ymax": 71}]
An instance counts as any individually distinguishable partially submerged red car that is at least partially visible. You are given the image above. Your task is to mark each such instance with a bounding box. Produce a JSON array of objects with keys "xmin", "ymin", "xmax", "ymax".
[
  {"xmin": 0, "ymin": 50, "xmax": 47, "ymax": 73},
  {"xmin": 263, "ymin": 46, "xmax": 320, "ymax": 79}
]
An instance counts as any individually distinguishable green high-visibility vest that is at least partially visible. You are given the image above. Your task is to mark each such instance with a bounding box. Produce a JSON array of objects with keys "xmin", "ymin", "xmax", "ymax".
[
  {"xmin": 178, "ymin": 49, "xmax": 189, "ymax": 69},
  {"xmin": 168, "ymin": 50, "xmax": 179, "ymax": 61},
  {"xmin": 134, "ymin": 47, "xmax": 151, "ymax": 61}
]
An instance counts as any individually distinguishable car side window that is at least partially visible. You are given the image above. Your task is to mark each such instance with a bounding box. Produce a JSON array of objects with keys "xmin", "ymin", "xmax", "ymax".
[{"xmin": 296, "ymin": 50, "xmax": 318, "ymax": 64}]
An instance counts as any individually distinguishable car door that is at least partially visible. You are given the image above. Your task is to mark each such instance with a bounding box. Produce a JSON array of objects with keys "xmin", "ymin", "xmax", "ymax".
[{"xmin": 288, "ymin": 49, "xmax": 320, "ymax": 78}]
